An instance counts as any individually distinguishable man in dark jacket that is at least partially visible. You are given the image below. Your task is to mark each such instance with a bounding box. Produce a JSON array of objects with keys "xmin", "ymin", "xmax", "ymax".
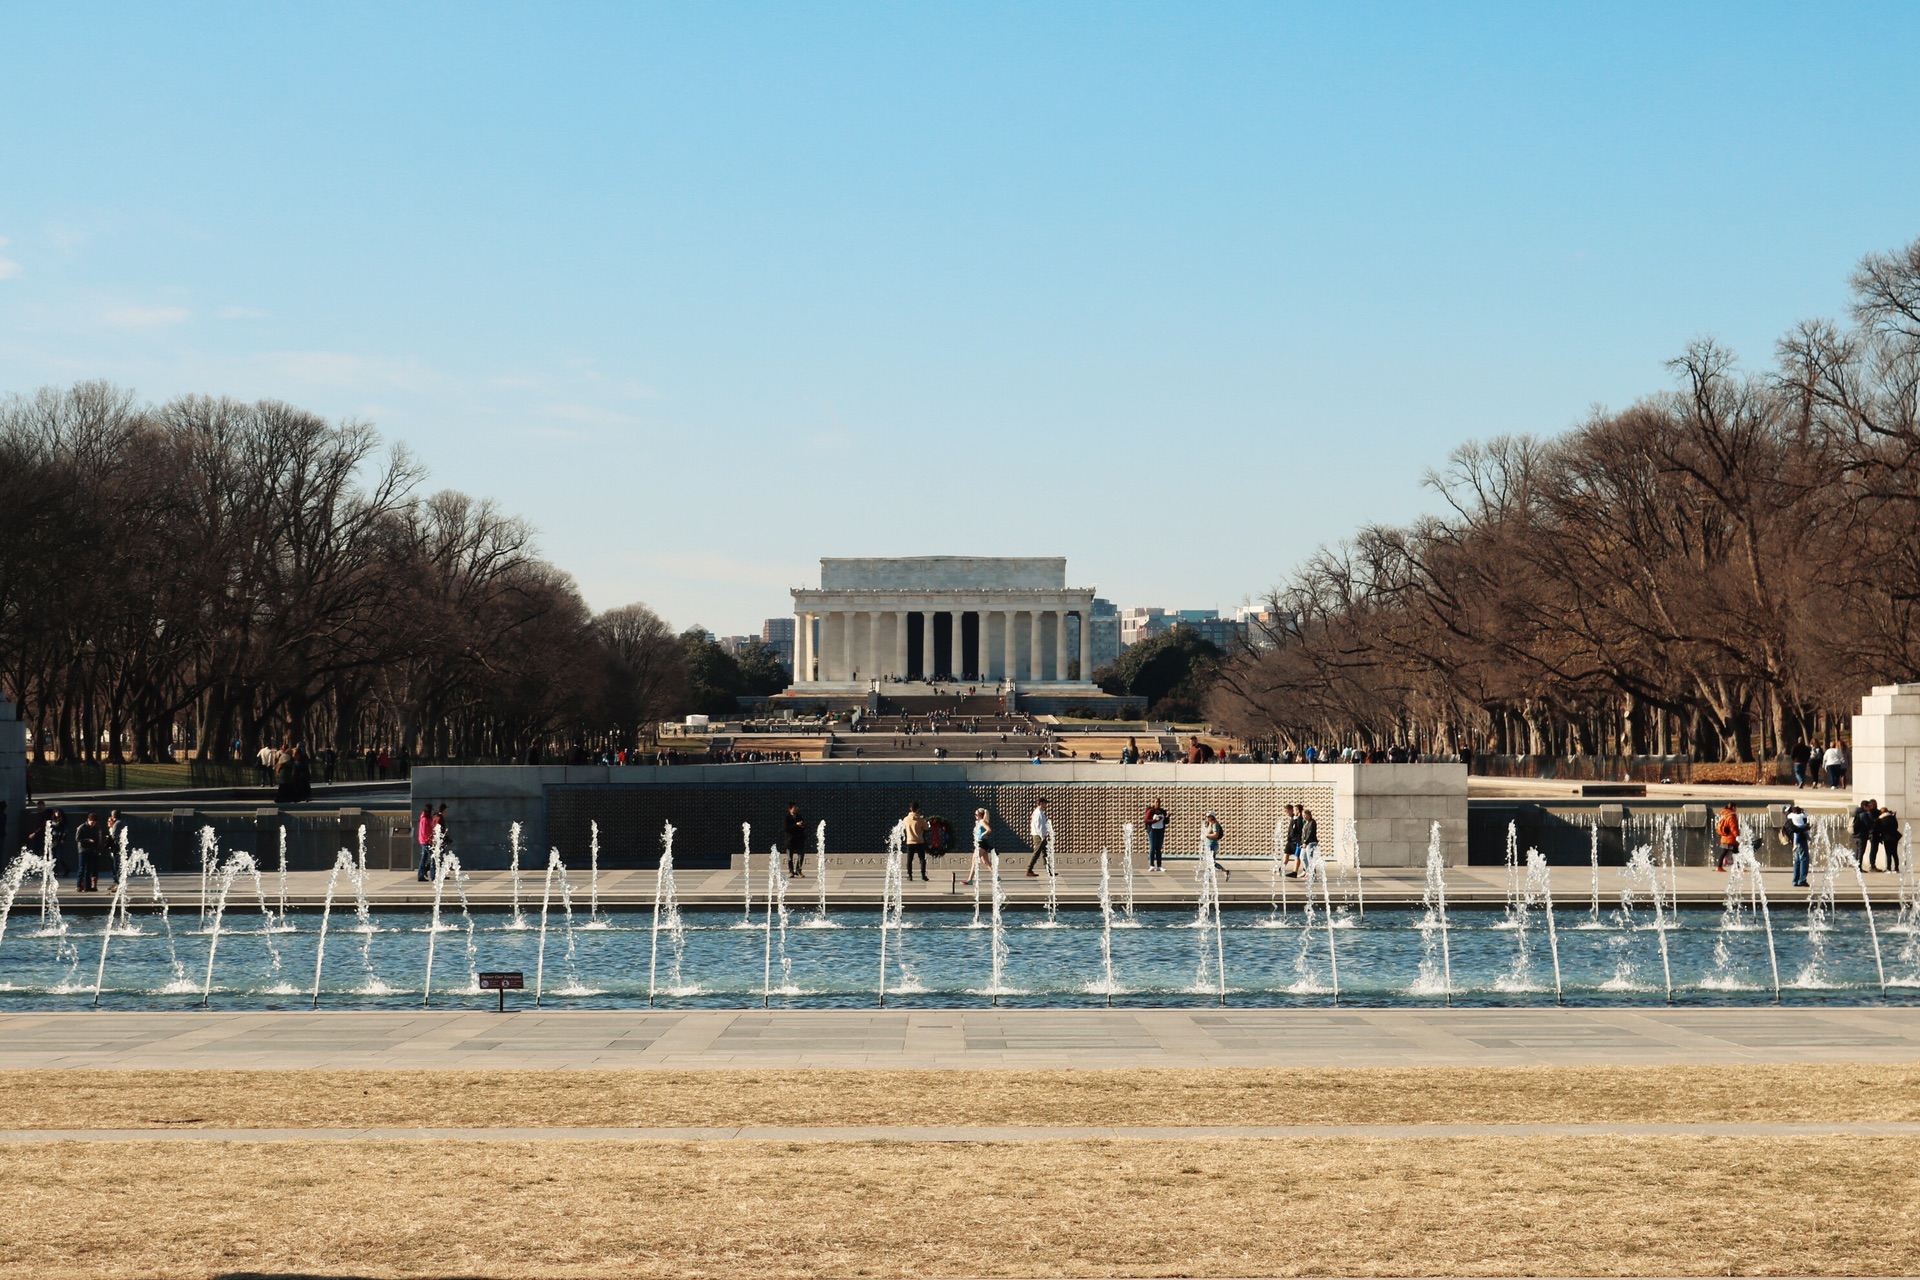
[
  {"xmin": 783, "ymin": 803, "xmax": 808, "ymax": 878},
  {"xmin": 75, "ymin": 811, "xmax": 104, "ymax": 892},
  {"xmin": 1852, "ymin": 800, "xmax": 1880, "ymax": 870}
]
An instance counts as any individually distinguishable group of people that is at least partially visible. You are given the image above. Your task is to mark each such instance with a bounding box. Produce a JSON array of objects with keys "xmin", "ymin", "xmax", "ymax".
[
  {"xmin": 21, "ymin": 805, "xmax": 130, "ymax": 891},
  {"xmin": 1788, "ymin": 740, "xmax": 1851, "ymax": 789},
  {"xmin": 413, "ymin": 803, "xmax": 452, "ymax": 881},
  {"xmin": 1713, "ymin": 799, "xmax": 1902, "ymax": 883},
  {"xmin": 255, "ymin": 741, "xmax": 318, "ymax": 801},
  {"xmin": 1850, "ymin": 799, "xmax": 1904, "ymax": 873}
]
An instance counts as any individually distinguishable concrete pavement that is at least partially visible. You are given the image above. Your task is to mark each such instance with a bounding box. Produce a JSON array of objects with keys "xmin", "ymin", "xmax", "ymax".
[{"xmin": 5, "ymin": 1006, "xmax": 1920, "ymax": 1069}]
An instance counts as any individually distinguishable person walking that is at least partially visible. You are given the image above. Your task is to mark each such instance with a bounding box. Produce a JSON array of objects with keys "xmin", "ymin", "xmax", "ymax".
[
  {"xmin": 964, "ymin": 808, "xmax": 994, "ymax": 886},
  {"xmin": 1789, "ymin": 739, "xmax": 1812, "ymax": 790},
  {"xmin": 415, "ymin": 804, "xmax": 436, "ymax": 882},
  {"xmin": 1298, "ymin": 807, "xmax": 1319, "ymax": 872},
  {"xmin": 105, "ymin": 808, "xmax": 128, "ymax": 886},
  {"xmin": 1285, "ymin": 804, "xmax": 1306, "ymax": 877},
  {"xmin": 1144, "ymin": 800, "xmax": 1168, "ymax": 871},
  {"xmin": 74, "ymin": 811, "xmax": 103, "ymax": 892},
  {"xmin": 1878, "ymin": 806, "xmax": 1903, "ymax": 874},
  {"xmin": 783, "ymin": 803, "xmax": 808, "ymax": 878},
  {"xmin": 1027, "ymin": 798, "xmax": 1054, "ymax": 878},
  {"xmin": 1201, "ymin": 812, "xmax": 1230, "ymax": 880},
  {"xmin": 902, "ymin": 801, "xmax": 932, "ymax": 882},
  {"xmin": 1851, "ymin": 799, "xmax": 1879, "ymax": 871},
  {"xmin": 1823, "ymin": 742, "xmax": 1847, "ymax": 790},
  {"xmin": 1715, "ymin": 803, "xmax": 1741, "ymax": 872},
  {"xmin": 1785, "ymin": 804, "xmax": 1812, "ymax": 887}
]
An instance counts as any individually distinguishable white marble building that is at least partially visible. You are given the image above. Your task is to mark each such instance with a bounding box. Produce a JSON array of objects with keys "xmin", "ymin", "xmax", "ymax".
[{"xmin": 791, "ymin": 557, "xmax": 1096, "ymax": 691}]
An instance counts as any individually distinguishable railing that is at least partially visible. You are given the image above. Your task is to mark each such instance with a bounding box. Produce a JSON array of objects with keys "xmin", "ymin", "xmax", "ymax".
[{"xmin": 1467, "ymin": 754, "xmax": 1797, "ymax": 784}]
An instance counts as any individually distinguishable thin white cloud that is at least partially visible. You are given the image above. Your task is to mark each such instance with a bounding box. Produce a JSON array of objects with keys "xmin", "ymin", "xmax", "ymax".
[{"xmin": 103, "ymin": 304, "xmax": 189, "ymax": 328}]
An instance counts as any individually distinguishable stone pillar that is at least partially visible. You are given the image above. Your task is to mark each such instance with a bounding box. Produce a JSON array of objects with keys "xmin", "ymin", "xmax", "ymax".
[
  {"xmin": 1854, "ymin": 683, "xmax": 1920, "ymax": 828},
  {"xmin": 895, "ymin": 610, "xmax": 909, "ymax": 679},
  {"xmin": 796, "ymin": 613, "xmax": 811, "ymax": 683},
  {"xmin": 0, "ymin": 698, "xmax": 24, "ymax": 858},
  {"xmin": 839, "ymin": 612, "xmax": 853, "ymax": 682},
  {"xmin": 1029, "ymin": 611, "xmax": 1043, "ymax": 682},
  {"xmin": 921, "ymin": 610, "xmax": 935, "ymax": 680},
  {"xmin": 1055, "ymin": 609, "xmax": 1069, "ymax": 684},
  {"xmin": 950, "ymin": 611, "xmax": 967, "ymax": 680}
]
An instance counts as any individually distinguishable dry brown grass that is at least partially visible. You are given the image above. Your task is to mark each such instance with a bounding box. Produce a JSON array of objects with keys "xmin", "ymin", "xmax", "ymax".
[
  {"xmin": 7, "ymin": 1063, "xmax": 1920, "ymax": 1130},
  {"xmin": 3, "ymin": 1135, "xmax": 1918, "ymax": 1278}
]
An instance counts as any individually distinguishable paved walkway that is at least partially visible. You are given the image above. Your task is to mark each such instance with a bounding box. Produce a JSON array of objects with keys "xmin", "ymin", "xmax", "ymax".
[
  {"xmin": 44, "ymin": 861, "xmax": 1897, "ymax": 912},
  {"xmin": 5, "ymin": 1006, "xmax": 1919, "ymax": 1069},
  {"xmin": 7, "ymin": 1120, "xmax": 1920, "ymax": 1142}
]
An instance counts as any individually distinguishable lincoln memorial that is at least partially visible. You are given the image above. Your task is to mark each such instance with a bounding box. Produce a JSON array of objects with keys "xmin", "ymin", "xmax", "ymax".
[{"xmin": 791, "ymin": 556, "xmax": 1096, "ymax": 691}]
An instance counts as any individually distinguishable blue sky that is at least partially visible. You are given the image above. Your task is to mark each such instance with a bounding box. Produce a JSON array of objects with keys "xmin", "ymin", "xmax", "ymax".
[{"xmin": 3, "ymin": 3, "xmax": 1916, "ymax": 634}]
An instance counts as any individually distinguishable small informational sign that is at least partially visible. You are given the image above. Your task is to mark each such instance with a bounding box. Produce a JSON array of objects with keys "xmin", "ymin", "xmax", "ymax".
[{"xmin": 478, "ymin": 971, "xmax": 524, "ymax": 1012}]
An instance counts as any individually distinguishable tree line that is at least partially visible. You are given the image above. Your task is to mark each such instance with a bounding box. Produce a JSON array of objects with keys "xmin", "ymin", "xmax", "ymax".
[
  {"xmin": 1211, "ymin": 238, "xmax": 1920, "ymax": 762},
  {"xmin": 0, "ymin": 383, "xmax": 782, "ymax": 765}
]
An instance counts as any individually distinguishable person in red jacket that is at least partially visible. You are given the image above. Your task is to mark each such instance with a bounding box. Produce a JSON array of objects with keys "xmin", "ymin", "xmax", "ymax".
[{"xmin": 1714, "ymin": 803, "xmax": 1741, "ymax": 872}]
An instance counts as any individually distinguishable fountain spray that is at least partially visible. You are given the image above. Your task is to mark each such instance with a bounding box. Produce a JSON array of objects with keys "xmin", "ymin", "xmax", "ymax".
[
  {"xmin": 648, "ymin": 822, "xmax": 684, "ymax": 1006},
  {"xmin": 1418, "ymin": 822, "xmax": 1453, "ymax": 1004},
  {"xmin": 1096, "ymin": 848, "xmax": 1116, "ymax": 1006},
  {"xmin": 1846, "ymin": 846, "xmax": 1889, "ymax": 995},
  {"xmin": 276, "ymin": 825, "xmax": 289, "ymax": 926},
  {"xmin": 508, "ymin": 821, "xmax": 525, "ymax": 929},
  {"xmin": 815, "ymin": 820, "xmax": 829, "ymax": 922},
  {"xmin": 1527, "ymin": 848, "xmax": 1563, "ymax": 1004},
  {"xmin": 1318, "ymin": 848, "xmax": 1340, "ymax": 1006},
  {"xmin": 94, "ymin": 845, "xmax": 183, "ymax": 1006},
  {"xmin": 588, "ymin": 820, "xmax": 603, "ymax": 925},
  {"xmin": 197, "ymin": 825, "xmax": 217, "ymax": 920},
  {"xmin": 740, "ymin": 822, "xmax": 754, "ymax": 927}
]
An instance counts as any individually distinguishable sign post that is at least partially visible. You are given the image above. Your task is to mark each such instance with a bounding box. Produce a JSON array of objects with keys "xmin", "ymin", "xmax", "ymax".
[{"xmin": 478, "ymin": 971, "xmax": 525, "ymax": 1013}]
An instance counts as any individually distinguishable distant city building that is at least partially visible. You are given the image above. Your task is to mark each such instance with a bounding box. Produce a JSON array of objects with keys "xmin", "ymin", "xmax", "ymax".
[
  {"xmin": 1234, "ymin": 605, "xmax": 1289, "ymax": 651},
  {"xmin": 1119, "ymin": 607, "xmax": 1168, "ymax": 648},
  {"xmin": 761, "ymin": 617, "xmax": 796, "ymax": 673},
  {"xmin": 717, "ymin": 635, "xmax": 760, "ymax": 659},
  {"xmin": 1178, "ymin": 615, "xmax": 1246, "ymax": 651},
  {"xmin": 1086, "ymin": 598, "xmax": 1121, "ymax": 674},
  {"xmin": 1119, "ymin": 605, "xmax": 1244, "ymax": 652}
]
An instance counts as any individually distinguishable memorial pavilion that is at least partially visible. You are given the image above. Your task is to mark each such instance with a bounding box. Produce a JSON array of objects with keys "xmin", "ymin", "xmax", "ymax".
[{"xmin": 789, "ymin": 557, "xmax": 1097, "ymax": 694}]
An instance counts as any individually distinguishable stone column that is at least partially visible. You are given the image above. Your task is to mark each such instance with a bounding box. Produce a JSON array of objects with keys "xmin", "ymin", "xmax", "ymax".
[
  {"xmin": 1855, "ymin": 683, "xmax": 1920, "ymax": 829},
  {"xmin": 951, "ymin": 611, "xmax": 967, "ymax": 680},
  {"xmin": 839, "ymin": 611, "xmax": 854, "ymax": 682},
  {"xmin": 0, "ymin": 698, "xmax": 24, "ymax": 859},
  {"xmin": 797, "ymin": 612, "xmax": 811, "ymax": 683},
  {"xmin": 1028, "ymin": 611, "xmax": 1043, "ymax": 682},
  {"xmin": 895, "ymin": 610, "xmax": 909, "ymax": 679},
  {"xmin": 921, "ymin": 610, "xmax": 935, "ymax": 680}
]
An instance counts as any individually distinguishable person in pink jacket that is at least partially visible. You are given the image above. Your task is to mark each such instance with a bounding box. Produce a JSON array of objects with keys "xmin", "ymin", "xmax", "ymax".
[{"xmin": 415, "ymin": 805, "xmax": 436, "ymax": 881}]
